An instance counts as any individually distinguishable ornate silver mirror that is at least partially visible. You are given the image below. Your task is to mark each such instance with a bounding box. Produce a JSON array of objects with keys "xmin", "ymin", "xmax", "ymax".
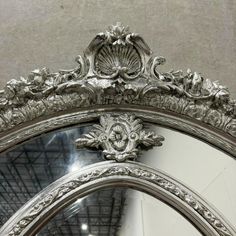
[{"xmin": 0, "ymin": 23, "xmax": 235, "ymax": 236}]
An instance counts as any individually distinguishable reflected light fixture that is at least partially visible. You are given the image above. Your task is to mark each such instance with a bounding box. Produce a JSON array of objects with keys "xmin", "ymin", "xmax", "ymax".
[
  {"xmin": 68, "ymin": 161, "xmax": 81, "ymax": 172},
  {"xmin": 81, "ymin": 223, "xmax": 88, "ymax": 231}
]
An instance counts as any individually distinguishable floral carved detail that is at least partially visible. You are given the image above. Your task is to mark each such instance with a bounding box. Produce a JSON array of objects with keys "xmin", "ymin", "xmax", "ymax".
[
  {"xmin": 0, "ymin": 22, "xmax": 235, "ymax": 147},
  {"xmin": 7, "ymin": 164, "xmax": 232, "ymax": 236},
  {"xmin": 75, "ymin": 114, "xmax": 164, "ymax": 162}
]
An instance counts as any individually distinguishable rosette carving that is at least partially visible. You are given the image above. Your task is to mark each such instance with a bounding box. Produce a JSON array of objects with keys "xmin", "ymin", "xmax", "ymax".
[
  {"xmin": 75, "ymin": 114, "xmax": 164, "ymax": 162},
  {"xmin": 0, "ymin": 22, "xmax": 235, "ymax": 152}
]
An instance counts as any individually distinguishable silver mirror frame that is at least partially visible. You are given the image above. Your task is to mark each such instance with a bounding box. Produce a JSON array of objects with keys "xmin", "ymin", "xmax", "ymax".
[
  {"xmin": 0, "ymin": 23, "xmax": 235, "ymax": 236},
  {"xmin": 0, "ymin": 23, "xmax": 235, "ymax": 157},
  {"xmin": 0, "ymin": 161, "xmax": 235, "ymax": 236}
]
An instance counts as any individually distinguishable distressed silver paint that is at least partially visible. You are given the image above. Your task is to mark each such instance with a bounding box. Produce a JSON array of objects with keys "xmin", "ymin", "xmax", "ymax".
[
  {"xmin": 0, "ymin": 161, "xmax": 235, "ymax": 236},
  {"xmin": 75, "ymin": 114, "xmax": 164, "ymax": 162},
  {"xmin": 0, "ymin": 23, "xmax": 235, "ymax": 157},
  {"xmin": 0, "ymin": 23, "xmax": 235, "ymax": 236}
]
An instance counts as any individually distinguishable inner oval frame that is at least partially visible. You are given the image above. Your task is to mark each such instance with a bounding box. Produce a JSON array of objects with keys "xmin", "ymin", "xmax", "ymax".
[{"xmin": 1, "ymin": 161, "xmax": 235, "ymax": 236}]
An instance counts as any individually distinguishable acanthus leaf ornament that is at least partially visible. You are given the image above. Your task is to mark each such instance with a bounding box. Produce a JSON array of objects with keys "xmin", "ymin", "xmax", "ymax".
[
  {"xmin": 75, "ymin": 114, "xmax": 164, "ymax": 162},
  {"xmin": 0, "ymin": 22, "xmax": 235, "ymax": 156}
]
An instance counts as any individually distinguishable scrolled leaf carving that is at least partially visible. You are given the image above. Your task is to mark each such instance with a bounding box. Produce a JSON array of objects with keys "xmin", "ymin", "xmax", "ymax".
[
  {"xmin": 75, "ymin": 114, "xmax": 164, "ymax": 162},
  {"xmin": 7, "ymin": 164, "xmax": 233, "ymax": 236},
  {"xmin": 0, "ymin": 22, "xmax": 235, "ymax": 146}
]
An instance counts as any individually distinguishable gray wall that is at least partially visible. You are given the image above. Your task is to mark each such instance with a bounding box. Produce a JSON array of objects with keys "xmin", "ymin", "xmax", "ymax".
[
  {"xmin": 0, "ymin": 0, "xmax": 235, "ymax": 96},
  {"xmin": 0, "ymin": 1, "xmax": 236, "ymax": 233}
]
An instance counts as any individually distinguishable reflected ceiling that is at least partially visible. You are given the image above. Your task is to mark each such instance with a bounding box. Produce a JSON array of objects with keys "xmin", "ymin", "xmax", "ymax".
[
  {"xmin": 0, "ymin": 124, "xmax": 232, "ymax": 235},
  {"xmin": 39, "ymin": 188, "xmax": 126, "ymax": 236},
  {"xmin": 0, "ymin": 125, "xmax": 103, "ymax": 228},
  {"xmin": 38, "ymin": 188, "xmax": 202, "ymax": 236}
]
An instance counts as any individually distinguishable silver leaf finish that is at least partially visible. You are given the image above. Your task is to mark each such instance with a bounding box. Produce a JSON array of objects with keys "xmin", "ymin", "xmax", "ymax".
[
  {"xmin": 75, "ymin": 114, "xmax": 164, "ymax": 162},
  {"xmin": 3, "ymin": 162, "xmax": 234, "ymax": 236},
  {"xmin": 0, "ymin": 22, "xmax": 235, "ymax": 143},
  {"xmin": 0, "ymin": 22, "xmax": 235, "ymax": 236}
]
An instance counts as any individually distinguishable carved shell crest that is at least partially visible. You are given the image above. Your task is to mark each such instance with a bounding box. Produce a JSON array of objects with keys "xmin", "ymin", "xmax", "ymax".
[{"xmin": 94, "ymin": 44, "xmax": 142, "ymax": 79}]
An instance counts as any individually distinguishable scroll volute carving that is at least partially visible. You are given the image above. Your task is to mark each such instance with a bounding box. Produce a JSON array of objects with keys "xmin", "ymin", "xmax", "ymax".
[{"xmin": 0, "ymin": 22, "xmax": 235, "ymax": 142}]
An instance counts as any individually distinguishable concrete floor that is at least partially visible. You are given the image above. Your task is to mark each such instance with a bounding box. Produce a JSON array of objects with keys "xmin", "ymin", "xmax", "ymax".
[{"xmin": 0, "ymin": 0, "xmax": 235, "ymax": 97}]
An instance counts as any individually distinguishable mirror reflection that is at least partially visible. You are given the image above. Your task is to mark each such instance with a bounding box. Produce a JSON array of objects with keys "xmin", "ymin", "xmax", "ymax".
[
  {"xmin": 38, "ymin": 188, "xmax": 202, "ymax": 236},
  {"xmin": 0, "ymin": 123, "xmax": 235, "ymax": 234},
  {"xmin": 0, "ymin": 124, "xmax": 103, "ymax": 226}
]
